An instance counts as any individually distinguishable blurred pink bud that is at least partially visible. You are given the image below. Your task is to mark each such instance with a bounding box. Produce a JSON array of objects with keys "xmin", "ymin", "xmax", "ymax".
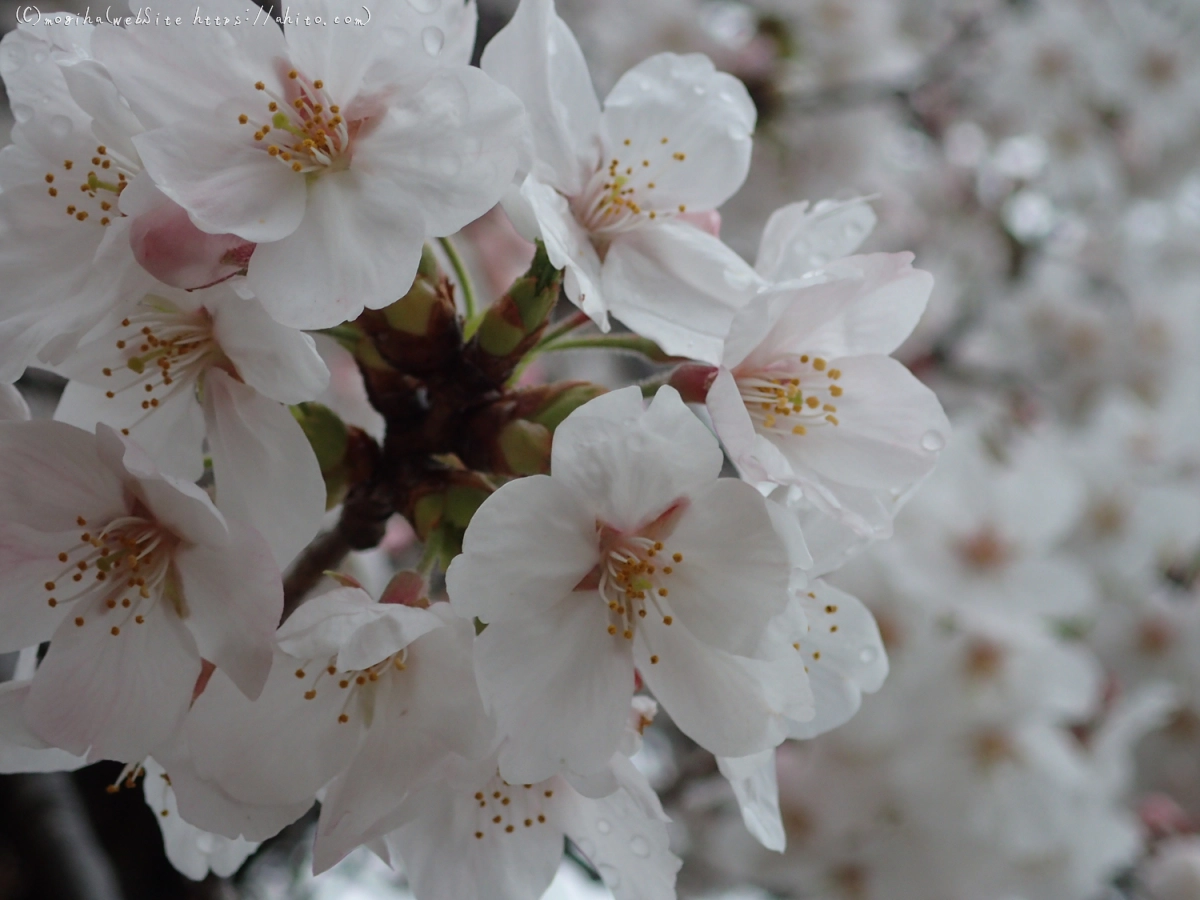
[{"xmin": 381, "ymin": 570, "xmax": 430, "ymax": 608}]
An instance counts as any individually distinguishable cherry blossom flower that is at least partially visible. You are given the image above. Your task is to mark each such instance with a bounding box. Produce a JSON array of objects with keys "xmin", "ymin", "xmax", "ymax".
[
  {"xmin": 481, "ymin": 0, "xmax": 760, "ymax": 363},
  {"xmin": 0, "ymin": 385, "xmax": 29, "ymax": 421},
  {"xmin": 93, "ymin": 0, "xmax": 526, "ymax": 329},
  {"xmin": 447, "ymin": 386, "xmax": 808, "ymax": 784},
  {"xmin": 167, "ymin": 588, "xmax": 491, "ymax": 858},
  {"xmin": 0, "ymin": 421, "xmax": 281, "ymax": 760},
  {"xmin": 53, "ymin": 285, "xmax": 329, "ymax": 567},
  {"xmin": 706, "ymin": 201, "xmax": 949, "ymax": 536},
  {"xmin": 377, "ymin": 701, "xmax": 680, "ymax": 900}
]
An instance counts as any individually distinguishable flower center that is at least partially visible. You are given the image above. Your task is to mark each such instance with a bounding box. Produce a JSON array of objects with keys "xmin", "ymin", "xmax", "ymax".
[
  {"xmin": 955, "ymin": 526, "xmax": 1010, "ymax": 572},
  {"xmin": 241, "ymin": 69, "xmax": 354, "ymax": 175},
  {"xmin": 736, "ymin": 356, "xmax": 843, "ymax": 437},
  {"xmin": 43, "ymin": 143, "xmax": 132, "ymax": 227},
  {"xmin": 43, "ymin": 513, "xmax": 177, "ymax": 635},
  {"xmin": 469, "ymin": 774, "xmax": 558, "ymax": 839},
  {"xmin": 97, "ymin": 302, "xmax": 222, "ymax": 432},
  {"xmin": 570, "ymin": 136, "xmax": 690, "ymax": 239}
]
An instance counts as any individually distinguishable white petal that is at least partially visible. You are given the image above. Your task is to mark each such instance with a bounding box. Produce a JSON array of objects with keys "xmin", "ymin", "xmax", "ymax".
[
  {"xmin": 174, "ymin": 516, "xmax": 282, "ymax": 701},
  {"xmin": 549, "ymin": 385, "xmax": 723, "ymax": 533},
  {"xmin": 0, "ymin": 680, "xmax": 88, "ymax": 773},
  {"xmin": 657, "ymin": 478, "xmax": 791, "ymax": 656},
  {"xmin": 26, "ymin": 594, "xmax": 201, "ymax": 760},
  {"xmin": 634, "ymin": 615, "xmax": 785, "ymax": 759},
  {"xmin": 745, "ymin": 253, "xmax": 933, "ymax": 363},
  {"xmin": 387, "ymin": 778, "xmax": 565, "ymax": 900},
  {"xmin": 602, "ymin": 223, "xmax": 761, "ymax": 365},
  {"xmin": 796, "ymin": 581, "xmax": 888, "ymax": 694},
  {"xmin": 0, "ymin": 384, "xmax": 30, "ymax": 421},
  {"xmin": 755, "ymin": 198, "xmax": 877, "ymax": 282},
  {"xmin": 247, "ymin": 169, "xmax": 425, "ymax": 329},
  {"xmin": 601, "ymin": 53, "xmax": 755, "ymax": 211},
  {"xmin": 202, "ymin": 369, "xmax": 326, "ymax": 570},
  {"xmin": 521, "ymin": 177, "xmax": 608, "ymax": 325},
  {"xmin": 54, "ymin": 378, "xmax": 207, "ymax": 484},
  {"xmin": 480, "ymin": 0, "xmax": 602, "ymax": 195},
  {"xmin": 210, "ymin": 293, "xmax": 330, "ymax": 403},
  {"xmin": 356, "ymin": 68, "xmax": 525, "ymax": 237},
  {"xmin": 133, "ymin": 122, "xmax": 307, "ymax": 243},
  {"xmin": 0, "ymin": 421, "xmax": 126, "ymax": 532},
  {"xmin": 446, "ymin": 474, "xmax": 596, "ymax": 623},
  {"xmin": 95, "ymin": 425, "xmax": 230, "ymax": 549},
  {"xmin": 0, "ymin": 524, "xmax": 82, "ymax": 653},
  {"xmin": 716, "ymin": 751, "xmax": 784, "ymax": 852},
  {"xmin": 559, "ymin": 780, "xmax": 681, "ymax": 900},
  {"xmin": 141, "ymin": 757, "xmax": 260, "ymax": 881},
  {"xmin": 275, "ymin": 585, "xmax": 382, "ymax": 659},
  {"xmin": 476, "ymin": 596, "xmax": 635, "ymax": 785}
]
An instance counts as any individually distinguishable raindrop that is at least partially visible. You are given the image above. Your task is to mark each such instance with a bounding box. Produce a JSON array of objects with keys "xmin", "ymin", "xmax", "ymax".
[
  {"xmin": 596, "ymin": 818, "xmax": 612, "ymax": 834},
  {"xmin": 33, "ymin": 50, "xmax": 48, "ymax": 64},
  {"xmin": 49, "ymin": 115, "xmax": 72, "ymax": 139},
  {"xmin": 629, "ymin": 835, "xmax": 651, "ymax": 858},
  {"xmin": 4, "ymin": 43, "xmax": 27, "ymax": 70},
  {"xmin": 407, "ymin": 0, "xmax": 439, "ymax": 12},
  {"xmin": 598, "ymin": 864, "xmax": 621, "ymax": 888},
  {"xmin": 692, "ymin": 85, "xmax": 707, "ymax": 96},
  {"xmin": 920, "ymin": 430, "xmax": 946, "ymax": 452},
  {"xmin": 195, "ymin": 832, "xmax": 216, "ymax": 854},
  {"xmin": 11, "ymin": 103, "xmax": 33, "ymax": 124},
  {"xmin": 422, "ymin": 26, "xmax": 445, "ymax": 56},
  {"xmin": 859, "ymin": 647, "xmax": 878, "ymax": 665}
]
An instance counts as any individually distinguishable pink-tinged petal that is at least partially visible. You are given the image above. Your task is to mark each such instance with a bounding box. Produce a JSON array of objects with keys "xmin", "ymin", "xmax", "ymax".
[
  {"xmin": 446, "ymin": 474, "xmax": 596, "ymax": 622},
  {"xmin": 651, "ymin": 478, "xmax": 790, "ymax": 656},
  {"xmin": 129, "ymin": 192, "xmax": 254, "ymax": 290},
  {"xmin": 746, "ymin": 254, "xmax": 933, "ymax": 364},
  {"xmin": 476, "ymin": 595, "xmax": 634, "ymax": 785},
  {"xmin": 0, "ymin": 421, "xmax": 125, "ymax": 532},
  {"xmin": 602, "ymin": 223, "xmax": 762, "ymax": 365},
  {"xmin": 601, "ymin": 53, "xmax": 755, "ymax": 212},
  {"xmin": 559, "ymin": 784, "xmax": 680, "ymax": 900},
  {"xmin": 274, "ymin": 585, "xmax": 380, "ymax": 659},
  {"xmin": 354, "ymin": 68, "xmax": 525, "ymax": 237},
  {"xmin": 210, "ymin": 295, "xmax": 329, "ymax": 404},
  {"xmin": 55, "ymin": 378, "xmax": 207, "ymax": 484},
  {"xmin": 521, "ymin": 177, "xmax": 608, "ymax": 325},
  {"xmin": 386, "ymin": 777, "xmax": 565, "ymax": 900},
  {"xmin": 174, "ymin": 517, "xmax": 282, "ymax": 701},
  {"xmin": 716, "ymin": 751, "xmax": 784, "ymax": 852},
  {"xmin": 94, "ymin": 425, "xmax": 230, "ymax": 549},
  {"xmin": 133, "ymin": 122, "xmax": 307, "ymax": 243},
  {"xmin": 0, "ymin": 524, "xmax": 91, "ymax": 653},
  {"xmin": 27, "ymin": 594, "xmax": 201, "ymax": 760},
  {"xmin": 755, "ymin": 198, "xmax": 877, "ymax": 282},
  {"xmin": 202, "ymin": 370, "xmax": 325, "ymax": 569},
  {"xmin": 774, "ymin": 355, "xmax": 949, "ymax": 491},
  {"xmin": 183, "ymin": 663, "xmax": 362, "ymax": 815},
  {"xmin": 706, "ymin": 367, "xmax": 766, "ymax": 477},
  {"xmin": 549, "ymin": 386, "xmax": 722, "ymax": 533},
  {"xmin": 246, "ymin": 169, "xmax": 425, "ymax": 329},
  {"xmin": 634, "ymin": 615, "xmax": 785, "ymax": 759},
  {"xmin": 314, "ymin": 613, "xmax": 491, "ymax": 871},
  {"xmin": 481, "ymin": 0, "xmax": 603, "ymax": 195},
  {"xmin": 0, "ymin": 385, "xmax": 29, "ymax": 421},
  {"xmin": 0, "ymin": 681, "xmax": 89, "ymax": 773}
]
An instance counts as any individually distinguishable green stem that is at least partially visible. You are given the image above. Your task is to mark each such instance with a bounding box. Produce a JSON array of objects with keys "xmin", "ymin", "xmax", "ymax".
[
  {"xmin": 539, "ymin": 334, "xmax": 679, "ymax": 362},
  {"xmin": 536, "ymin": 310, "xmax": 591, "ymax": 349},
  {"xmin": 437, "ymin": 236, "xmax": 477, "ymax": 322}
]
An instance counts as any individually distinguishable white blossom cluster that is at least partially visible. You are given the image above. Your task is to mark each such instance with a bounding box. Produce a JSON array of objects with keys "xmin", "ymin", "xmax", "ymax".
[{"xmin": 0, "ymin": 0, "xmax": 958, "ymax": 898}]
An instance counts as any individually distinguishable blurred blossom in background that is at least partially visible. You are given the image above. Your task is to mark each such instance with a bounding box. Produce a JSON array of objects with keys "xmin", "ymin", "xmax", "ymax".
[{"xmin": 2, "ymin": 0, "xmax": 1200, "ymax": 898}]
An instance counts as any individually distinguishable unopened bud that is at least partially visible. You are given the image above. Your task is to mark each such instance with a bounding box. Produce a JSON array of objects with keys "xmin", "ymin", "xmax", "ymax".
[
  {"xmin": 667, "ymin": 363, "xmax": 719, "ymax": 404},
  {"xmin": 498, "ymin": 419, "xmax": 552, "ymax": 475},
  {"xmin": 380, "ymin": 570, "xmax": 430, "ymax": 608},
  {"xmin": 291, "ymin": 403, "xmax": 379, "ymax": 509}
]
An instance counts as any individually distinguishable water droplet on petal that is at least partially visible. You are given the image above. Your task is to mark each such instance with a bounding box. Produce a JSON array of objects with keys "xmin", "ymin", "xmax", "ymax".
[
  {"xmin": 407, "ymin": 0, "xmax": 439, "ymax": 12},
  {"xmin": 859, "ymin": 647, "xmax": 878, "ymax": 665},
  {"xmin": 692, "ymin": 85, "xmax": 707, "ymax": 96},
  {"xmin": 11, "ymin": 103, "xmax": 32, "ymax": 124},
  {"xmin": 596, "ymin": 818, "xmax": 611, "ymax": 834},
  {"xmin": 49, "ymin": 115, "xmax": 72, "ymax": 138},
  {"xmin": 921, "ymin": 430, "xmax": 946, "ymax": 452},
  {"xmin": 629, "ymin": 835, "xmax": 651, "ymax": 858},
  {"xmin": 32, "ymin": 50, "xmax": 48, "ymax": 64},
  {"xmin": 422, "ymin": 26, "xmax": 444, "ymax": 56},
  {"xmin": 598, "ymin": 864, "xmax": 621, "ymax": 888}
]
